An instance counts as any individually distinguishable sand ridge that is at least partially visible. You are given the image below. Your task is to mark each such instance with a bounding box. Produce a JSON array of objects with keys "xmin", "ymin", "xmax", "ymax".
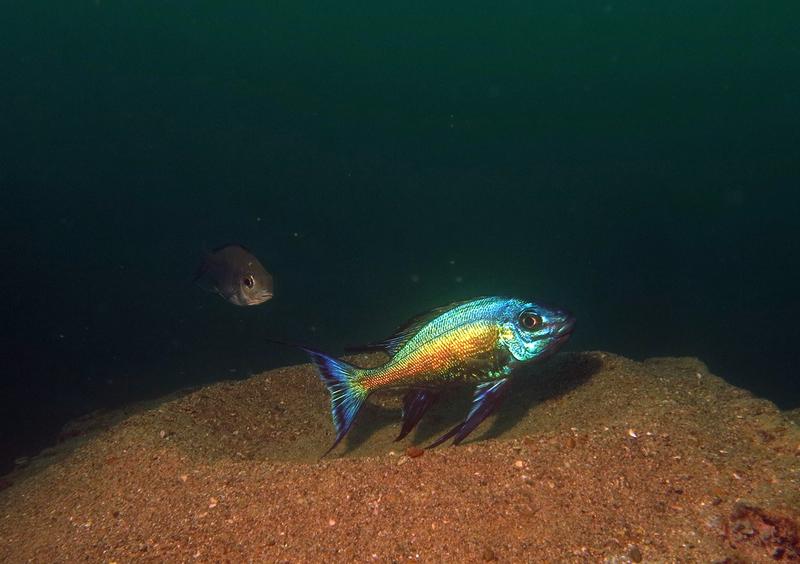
[{"xmin": 1, "ymin": 352, "xmax": 798, "ymax": 562}]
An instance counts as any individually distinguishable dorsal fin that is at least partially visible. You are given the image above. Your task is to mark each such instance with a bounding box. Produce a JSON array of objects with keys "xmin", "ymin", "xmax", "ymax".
[{"xmin": 344, "ymin": 298, "xmax": 487, "ymax": 356}]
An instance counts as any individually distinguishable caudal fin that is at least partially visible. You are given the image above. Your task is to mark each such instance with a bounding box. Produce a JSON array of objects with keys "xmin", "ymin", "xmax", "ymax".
[{"xmin": 304, "ymin": 349, "xmax": 367, "ymax": 456}]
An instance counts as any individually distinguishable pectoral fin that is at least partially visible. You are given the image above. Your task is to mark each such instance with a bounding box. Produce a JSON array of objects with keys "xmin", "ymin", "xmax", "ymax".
[{"xmin": 428, "ymin": 379, "xmax": 510, "ymax": 448}]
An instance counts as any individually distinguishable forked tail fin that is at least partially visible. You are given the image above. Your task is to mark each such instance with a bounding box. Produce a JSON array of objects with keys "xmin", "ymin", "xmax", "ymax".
[{"xmin": 302, "ymin": 349, "xmax": 368, "ymax": 456}]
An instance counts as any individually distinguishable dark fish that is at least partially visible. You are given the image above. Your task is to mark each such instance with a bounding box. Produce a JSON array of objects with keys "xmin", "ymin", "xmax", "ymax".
[{"xmin": 194, "ymin": 244, "xmax": 273, "ymax": 306}]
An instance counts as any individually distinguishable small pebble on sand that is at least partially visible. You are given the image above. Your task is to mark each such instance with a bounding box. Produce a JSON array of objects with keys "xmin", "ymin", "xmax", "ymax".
[
  {"xmin": 406, "ymin": 446, "xmax": 425, "ymax": 458},
  {"xmin": 628, "ymin": 544, "xmax": 643, "ymax": 562}
]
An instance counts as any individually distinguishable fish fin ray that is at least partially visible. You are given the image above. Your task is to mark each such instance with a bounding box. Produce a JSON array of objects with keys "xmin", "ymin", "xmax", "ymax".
[
  {"xmin": 345, "ymin": 297, "xmax": 490, "ymax": 355},
  {"xmin": 303, "ymin": 349, "xmax": 367, "ymax": 456},
  {"xmin": 428, "ymin": 379, "xmax": 510, "ymax": 448},
  {"xmin": 395, "ymin": 389, "xmax": 439, "ymax": 441},
  {"xmin": 265, "ymin": 340, "xmax": 368, "ymax": 456}
]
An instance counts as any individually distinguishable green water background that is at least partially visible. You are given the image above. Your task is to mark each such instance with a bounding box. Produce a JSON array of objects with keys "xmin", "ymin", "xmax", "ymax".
[{"xmin": 1, "ymin": 1, "xmax": 798, "ymax": 469}]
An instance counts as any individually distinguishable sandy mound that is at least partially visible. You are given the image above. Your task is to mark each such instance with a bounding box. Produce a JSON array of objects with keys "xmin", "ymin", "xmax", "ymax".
[{"xmin": 1, "ymin": 352, "xmax": 798, "ymax": 562}]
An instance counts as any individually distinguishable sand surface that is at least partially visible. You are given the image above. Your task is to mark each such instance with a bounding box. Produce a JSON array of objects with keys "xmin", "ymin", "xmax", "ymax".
[{"xmin": 1, "ymin": 351, "xmax": 798, "ymax": 562}]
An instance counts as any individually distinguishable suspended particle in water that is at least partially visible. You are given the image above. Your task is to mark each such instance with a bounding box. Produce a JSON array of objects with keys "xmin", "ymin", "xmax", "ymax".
[{"xmin": 410, "ymin": 274, "xmax": 420, "ymax": 283}]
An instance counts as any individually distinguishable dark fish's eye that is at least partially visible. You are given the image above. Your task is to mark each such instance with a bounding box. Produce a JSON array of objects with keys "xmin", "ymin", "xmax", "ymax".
[
  {"xmin": 243, "ymin": 275, "xmax": 255, "ymax": 289},
  {"xmin": 518, "ymin": 311, "xmax": 542, "ymax": 331}
]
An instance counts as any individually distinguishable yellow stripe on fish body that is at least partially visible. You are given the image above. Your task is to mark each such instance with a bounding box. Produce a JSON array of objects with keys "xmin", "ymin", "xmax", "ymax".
[{"xmin": 358, "ymin": 320, "xmax": 503, "ymax": 390}]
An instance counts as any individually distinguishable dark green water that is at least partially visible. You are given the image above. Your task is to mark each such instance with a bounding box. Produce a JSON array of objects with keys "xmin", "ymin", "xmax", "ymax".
[{"xmin": 2, "ymin": 2, "xmax": 798, "ymax": 470}]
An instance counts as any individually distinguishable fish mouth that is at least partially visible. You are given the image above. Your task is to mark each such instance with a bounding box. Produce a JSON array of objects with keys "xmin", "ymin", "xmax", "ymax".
[
  {"xmin": 547, "ymin": 314, "xmax": 576, "ymax": 346},
  {"xmin": 556, "ymin": 315, "xmax": 575, "ymax": 337}
]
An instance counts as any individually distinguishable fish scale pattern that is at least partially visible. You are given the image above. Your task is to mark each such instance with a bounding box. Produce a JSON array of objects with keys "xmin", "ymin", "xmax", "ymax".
[{"xmin": 359, "ymin": 298, "xmax": 511, "ymax": 390}]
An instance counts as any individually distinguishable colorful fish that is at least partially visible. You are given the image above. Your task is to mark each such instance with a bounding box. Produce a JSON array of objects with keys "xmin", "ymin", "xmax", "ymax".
[{"xmin": 293, "ymin": 296, "xmax": 575, "ymax": 456}]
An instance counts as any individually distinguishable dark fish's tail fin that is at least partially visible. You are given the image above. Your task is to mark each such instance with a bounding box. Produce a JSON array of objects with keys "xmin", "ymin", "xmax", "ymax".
[{"xmin": 268, "ymin": 340, "xmax": 367, "ymax": 456}]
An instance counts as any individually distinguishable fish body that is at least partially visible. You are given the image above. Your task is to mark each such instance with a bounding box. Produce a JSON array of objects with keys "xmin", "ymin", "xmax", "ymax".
[
  {"xmin": 194, "ymin": 244, "xmax": 273, "ymax": 306},
  {"xmin": 297, "ymin": 296, "xmax": 574, "ymax": 455}
]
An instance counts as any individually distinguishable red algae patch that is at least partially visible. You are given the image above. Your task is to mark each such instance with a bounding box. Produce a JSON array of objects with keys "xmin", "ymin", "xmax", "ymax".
[{"xmin": 0, "ymin": 352, "xmax": 798, "ymax": 562}]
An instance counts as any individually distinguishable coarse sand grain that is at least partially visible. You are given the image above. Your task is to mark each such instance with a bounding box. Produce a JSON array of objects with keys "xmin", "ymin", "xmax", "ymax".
[{"xmin": 1, "ymin": 352, "xmax": 798, "ymax": 562}]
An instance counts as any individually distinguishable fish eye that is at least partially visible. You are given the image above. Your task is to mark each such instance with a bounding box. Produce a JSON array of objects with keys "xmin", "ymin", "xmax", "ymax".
[
  {"xmin": 243, "ymin": 275, "xmax": 255, "ymax": 289},
  {"xmin": 518, "ymin": 311, "xmax": 542, "ymax": 331}
]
